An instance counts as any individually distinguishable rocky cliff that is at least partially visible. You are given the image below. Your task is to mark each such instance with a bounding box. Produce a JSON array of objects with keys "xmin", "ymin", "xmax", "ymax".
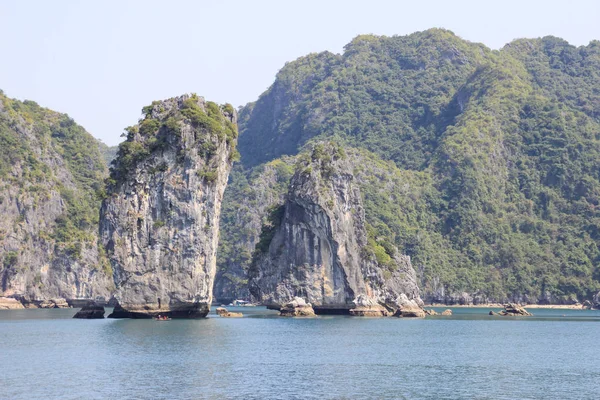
[
  {"xmin": 0, "ymin": 91, "xmax": 114, "ymax": 306},
  {"xmin": 248, "ymin": 143, "xmax": 423, "ymax": 314},
  {"xmin": 214, "ymin": 158, "xmax": 295, "ymax": 302},
  {"xmin": 99, "ymin": 94, "xmax": 237, "ymax": 318}
]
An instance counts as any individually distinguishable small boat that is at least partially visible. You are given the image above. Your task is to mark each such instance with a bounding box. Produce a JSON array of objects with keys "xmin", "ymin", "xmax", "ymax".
[
  {"xmin": 232, "ymin": 299, "xmax": 255, "ymax": 307},
  {"xmin": 154, "ymin": 316, "xmax": 171, "ymax": 321}
]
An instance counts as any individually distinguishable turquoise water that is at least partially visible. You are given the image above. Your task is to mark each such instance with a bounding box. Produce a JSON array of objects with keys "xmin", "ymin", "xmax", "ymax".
[{"xmin": 1, "ymin": 307, "xmax": 600, "ymax": 399}]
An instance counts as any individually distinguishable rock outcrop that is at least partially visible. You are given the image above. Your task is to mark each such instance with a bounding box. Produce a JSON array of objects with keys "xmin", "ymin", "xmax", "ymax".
[
  {"xmin": 38, "ymin": 298, "xmax": 69, "ymax": 308},
  {"xmin": 392, "ymin": 293, "xmax": 426, "ymax": 318},
  {"xmin": 100, "ymin": 94, "xmax": 237, "ymax": 318},
  {"xmin": 73, "ymin": 302, "xmax": 105, "ymax": 319},
  {"xmin": 424, "ymin": 308, "xmax": 452, "ymax": 316},
  {"xmin": 0, "ymin": 297, "xmax": 24, "ymax": 310},
  {"xmin": 0, "ymin": 92, "xmax": 114, "ymax": 305},
  {"xmin": 582, "ymin": 300, "xmax": 592, "ymax": 309},
  {"xmin": 349, "ymin": 295, "xmax": 390, "ymax": 317},
  {"xmin": 497, "ymin": 303, "xmax": 532, "ymax": 316},
  {"xmin": 592, "ymin": 292, "xmax": 600, "ymax": 310},
  {"xmin": 215, "ymin": 307, "xmax": 243, "ymax": 318},
  {"xmin": 249, "ymin": 143, "xmax": 423, "ymax": 315},
  {"xmin": 279, "ymin": 297, "xmax": 316, "ymax": 317}
]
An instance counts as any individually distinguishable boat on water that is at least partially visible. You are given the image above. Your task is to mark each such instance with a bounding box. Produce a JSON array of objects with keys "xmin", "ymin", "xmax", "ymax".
[
  {"xmin": 232, "ymin": 299, "xmax": 255, "ymax": 307},
  {"xmin": 154, "ymin": 315, "xmax": 171, "ymax": 321}
]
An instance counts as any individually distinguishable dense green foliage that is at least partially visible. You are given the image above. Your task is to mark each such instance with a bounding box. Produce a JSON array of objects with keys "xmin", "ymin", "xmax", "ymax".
[
  {"xmin": 238, "ymin": 29, "xmax": 493, "ymax": 168},
  {"xmin": 98, "ymin": 142, "xmax": 118, "ymax": 166},
  {"xmin": 226, "ymin": 30, "xmax": 600, "ymax": 303}
]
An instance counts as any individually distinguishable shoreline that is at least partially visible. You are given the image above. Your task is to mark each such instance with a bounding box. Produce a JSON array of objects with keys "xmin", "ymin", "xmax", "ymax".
[{"xmin": 426, "ymin": 303, "xmax": 587, "ymax": 310}]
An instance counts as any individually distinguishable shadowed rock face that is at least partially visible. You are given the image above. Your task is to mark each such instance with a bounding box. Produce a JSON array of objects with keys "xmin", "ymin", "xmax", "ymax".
[
  {"xmin": 73, "ymin": 302, "xmax": 105, "ymax": 319},
  {"xmin": 249, "ymin": 143, "xmax": 423, "ymax": 315},
  {"xmin": 100, "ymin": 94, "xmax": 237, "ymax": 318}
]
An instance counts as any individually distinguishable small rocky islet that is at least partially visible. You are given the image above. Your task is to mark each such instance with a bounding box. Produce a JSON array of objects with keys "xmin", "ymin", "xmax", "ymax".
[
  {"xmin": 215, "ymin": 307, "xmax": 243, "ymax": 318},
  {"xmin": 489, "ymin": 303, "xmax": 533, "ymax": 317}
]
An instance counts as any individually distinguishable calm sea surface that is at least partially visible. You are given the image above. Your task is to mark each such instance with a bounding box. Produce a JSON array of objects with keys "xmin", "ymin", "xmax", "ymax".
[{"xmin": 1, "ymin": 306, "xmax": 599, "ymax": 399}]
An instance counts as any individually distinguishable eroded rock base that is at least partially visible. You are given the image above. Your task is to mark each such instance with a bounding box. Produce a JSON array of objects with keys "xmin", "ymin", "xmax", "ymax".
[
  {"xmin": 349, "ymin": 306, "xmax": 390, "ymax": 317},
  {"xmin": 107, "ymin": 303, "xmax": 210, "ymax": 319},
  {"xmin": 73, "ymin": 302, "xmax": 105, "ymax": 319},
  {"xmin": 350, "ymin": 296, "xmax": 391, "ymax": 317}
]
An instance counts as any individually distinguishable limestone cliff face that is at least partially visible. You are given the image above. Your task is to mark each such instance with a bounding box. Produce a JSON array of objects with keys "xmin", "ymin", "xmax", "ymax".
[
  {"xmin": 0, "ymin": 92, "xmax": 113, "ymax": 305},
  {"xmin": 215, "ymin": 158, "xmax": 295, "ymax": 302},
  {"xmin": 248, "ymin": 143, "xmax": 422, "ymax": 314},
  {"xmin": 99, "ymin": 94, "xmax": 237, "ymax": 318}
]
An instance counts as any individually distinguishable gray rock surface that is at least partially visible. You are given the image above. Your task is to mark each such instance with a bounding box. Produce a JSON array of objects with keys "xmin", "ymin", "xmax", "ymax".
[
  {"xmin": 393, "ymin": 293, "xmax": 426, "ymax": 318},
  {"xmin": 498, "ymin": 303, "xmax": 532, "ymax": 316},
  {"xmin": 279, "ymin": 297, "xmax": 316, "ymax": 317},
  {"xmin": 214, "ymin": 158, "xmax": 295, "ymax": 303},
  {"xmin": 38, "ymin": 298, "xmax": 70, "ymax": 308},
  {"xmin": 100, "ymin": 95, "xmax": 236, "ymax": 318},
  {"xmin": 249, "ymin": 143, "xmax": 423, "ymax": 315},
  {"xmin": 349, "ymin": 295, "xmax": 390, "ymax": 317}
]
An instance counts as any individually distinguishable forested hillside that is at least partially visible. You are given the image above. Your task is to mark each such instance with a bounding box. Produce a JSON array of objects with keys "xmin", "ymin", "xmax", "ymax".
[
  {"xmin": 0, "ymin": 91, "xmax": 113, "ymax": 303},
  {"xmin": 218, "ymin": 29, "xmax": 600, "ymax": 304}
]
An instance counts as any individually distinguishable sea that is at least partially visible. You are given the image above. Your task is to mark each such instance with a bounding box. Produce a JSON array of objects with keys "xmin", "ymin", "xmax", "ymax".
[{"xmin": 1, "ymin": 306, "xmax": 599, "ymax": 399}]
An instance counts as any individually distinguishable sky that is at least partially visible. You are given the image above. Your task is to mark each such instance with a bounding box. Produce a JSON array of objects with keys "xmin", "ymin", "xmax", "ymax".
[{"xmin": 1, "ymin": 0, "xmax": 599, "ymax": 146}]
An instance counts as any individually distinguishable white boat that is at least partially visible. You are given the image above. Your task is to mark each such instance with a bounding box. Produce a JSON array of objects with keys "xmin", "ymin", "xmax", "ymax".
[{"xmin": 233, "ymin": 300, "xmax": 255, "ymax": 307}]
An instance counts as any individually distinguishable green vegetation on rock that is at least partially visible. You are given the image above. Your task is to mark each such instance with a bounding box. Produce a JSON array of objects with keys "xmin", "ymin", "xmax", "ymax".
[{"xmin": 109, "ymin": 94, "xmax": 238, "ymax": 188}]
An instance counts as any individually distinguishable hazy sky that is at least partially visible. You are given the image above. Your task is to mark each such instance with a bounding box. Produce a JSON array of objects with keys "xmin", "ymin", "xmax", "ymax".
[{"xmin": 1, "ymin": 1, "xmax": 599, "ymax": 145}]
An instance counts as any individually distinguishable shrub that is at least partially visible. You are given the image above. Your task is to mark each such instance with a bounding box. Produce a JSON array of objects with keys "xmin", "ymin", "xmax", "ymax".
[
  {"xmin": 163, "ymin": 117, "xmax": 181, "ymax": 136},
  {"xmin": 3, "ymin": 251, "xmax": 18, "ymax": 268},
  {"xmin": 139, "ymin": 118, "xmax": 161, "ymax": 136},
  {"xmin": 197, "ymin": 168, "xmax": 218, "ymax": 183},
  {"xmin": 254, "ymin": 205, "xmax": 285, "ymax": 254},
  {"xmin": 228, "ymin": 149, "xmax": 241, "ymax": 162},
  {"xmin": 222, "ymin": 103, "xmax": 235, "ymax": 115}
]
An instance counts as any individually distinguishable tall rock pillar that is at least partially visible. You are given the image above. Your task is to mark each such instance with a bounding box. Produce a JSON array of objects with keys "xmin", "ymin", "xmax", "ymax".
[{"xmin": 100, "ymin": 94, "xmax": 237, "ymax": 318}]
